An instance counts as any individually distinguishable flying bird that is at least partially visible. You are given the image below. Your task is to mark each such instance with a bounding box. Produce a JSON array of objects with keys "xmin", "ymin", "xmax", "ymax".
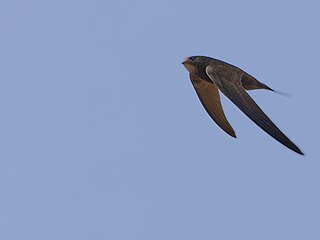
[{"xmin": 182, "ymin": 56, "xmax": 303, "ymax": 155}]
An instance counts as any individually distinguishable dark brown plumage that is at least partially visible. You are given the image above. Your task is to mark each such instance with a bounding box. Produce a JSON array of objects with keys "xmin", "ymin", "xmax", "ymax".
[{"xmin": 182, "ymin": 56, "xmax": 303, "ymax": 155}]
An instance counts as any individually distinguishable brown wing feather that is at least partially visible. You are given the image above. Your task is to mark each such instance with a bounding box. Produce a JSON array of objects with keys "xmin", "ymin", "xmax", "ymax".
[
  {"xmin": 189, "ymin": 74, "xmax": 236, "ymax": 138},
  {"xmin": 241, "ymin": 72, "xmax": 274, "ymax": 91},
  {"xmin": 205, "ymin": 65, "xmax": 303, "ymax": 155}
]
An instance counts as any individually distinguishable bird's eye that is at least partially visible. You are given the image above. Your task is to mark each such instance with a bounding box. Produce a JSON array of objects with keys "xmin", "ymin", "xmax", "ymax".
[{"xmin": 189, "ymin": 56, "xmax": 196, "ymax": 61}]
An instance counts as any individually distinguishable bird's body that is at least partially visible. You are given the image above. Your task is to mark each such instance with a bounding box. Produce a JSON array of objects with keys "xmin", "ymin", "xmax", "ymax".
[{"xmin": 182, "ymin": 56, "xmax": 303, "ymax": 155}]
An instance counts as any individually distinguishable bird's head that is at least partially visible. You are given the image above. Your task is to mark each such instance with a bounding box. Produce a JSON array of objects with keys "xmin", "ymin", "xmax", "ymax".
[{"xmin": 182, "ymin": 56, "xmax": 210, "ymax": 75}]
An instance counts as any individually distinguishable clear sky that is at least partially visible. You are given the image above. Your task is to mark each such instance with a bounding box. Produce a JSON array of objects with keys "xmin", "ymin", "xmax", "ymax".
[{"xmin": 1, "ymin": 0, "xmax": 319, "ymax": 239}]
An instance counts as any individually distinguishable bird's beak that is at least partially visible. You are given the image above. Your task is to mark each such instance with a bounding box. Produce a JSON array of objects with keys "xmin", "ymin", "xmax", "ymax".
[{"xmin": 182, "ymin": 57, "xmax": 190, "ymax": 65}]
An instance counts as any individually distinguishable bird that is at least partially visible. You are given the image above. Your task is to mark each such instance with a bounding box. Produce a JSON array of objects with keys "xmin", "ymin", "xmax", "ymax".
[{"xmin": 182, "ymin": 56, "xmax": 303, "ymax": 155}]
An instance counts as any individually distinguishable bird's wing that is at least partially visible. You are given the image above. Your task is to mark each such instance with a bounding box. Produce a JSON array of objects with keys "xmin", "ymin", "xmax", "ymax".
[
  {"xmin": 189, "ymin": 74, "xmax": 236, "ymax": 137},
  {"xmin": 241, "ymin": 72, "xmax": 274, "ymax": 91},
  {"xmin": 205, "ymin": 64, "xmax": 303, "ymax": 155}
]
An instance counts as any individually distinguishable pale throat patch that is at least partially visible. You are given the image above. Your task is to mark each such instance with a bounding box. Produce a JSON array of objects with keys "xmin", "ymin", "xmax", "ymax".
[{"xmin": 183, "ymin": 63, "xmax": 197, "ymax": 74}]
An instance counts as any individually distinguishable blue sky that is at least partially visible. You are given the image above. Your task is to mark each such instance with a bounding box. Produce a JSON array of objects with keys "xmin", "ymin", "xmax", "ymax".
[{"xmin": 1, "ymin": 0, "xmax": 319, "ymax": 239}]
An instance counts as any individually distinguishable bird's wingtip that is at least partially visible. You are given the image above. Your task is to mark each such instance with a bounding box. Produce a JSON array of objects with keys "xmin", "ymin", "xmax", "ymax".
[
  {"xmin": 230, "ymin": 132, "xmax": 237, "ymax": 138},
  {"xmin": 291, "ymin": 145, "xmax": 304, "ymax": 156},
  {"xmin": 297, "ymin": 149, "xmax": 304, "ymax": 156}
]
